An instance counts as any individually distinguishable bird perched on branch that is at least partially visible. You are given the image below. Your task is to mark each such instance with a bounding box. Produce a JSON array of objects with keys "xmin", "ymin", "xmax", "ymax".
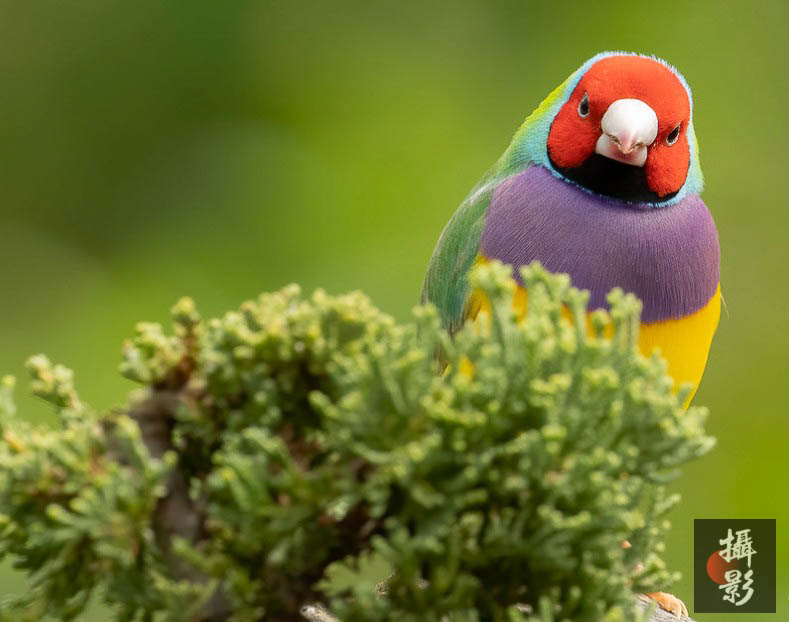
[{"xmin": 422, "ymin": 52, "xmax": 720, "ymax": 617}]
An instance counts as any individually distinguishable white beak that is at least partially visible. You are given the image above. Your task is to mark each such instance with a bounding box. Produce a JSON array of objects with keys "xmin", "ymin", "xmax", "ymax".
[{"xmin": 594, "ymin": 98, "xmax": 658, "ymax": 167}]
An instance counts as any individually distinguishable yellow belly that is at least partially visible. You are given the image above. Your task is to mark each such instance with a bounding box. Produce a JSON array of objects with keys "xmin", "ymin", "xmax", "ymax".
[
  {"xmin": 637, "ymin": 285, "xmax": 720, "ymax": 404},
  {"xmin": 466, "ymin": 284, "xmax": 721, "ymax": 405}
]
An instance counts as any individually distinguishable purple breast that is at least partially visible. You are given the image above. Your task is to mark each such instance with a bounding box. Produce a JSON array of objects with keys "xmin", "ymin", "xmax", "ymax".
[{"xmin": 480, "ymin": 166, "xmax": 720, "ymax": 323}]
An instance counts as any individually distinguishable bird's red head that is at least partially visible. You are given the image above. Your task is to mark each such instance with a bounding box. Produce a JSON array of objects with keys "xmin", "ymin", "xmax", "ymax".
[{"xmin": 547, "ymin": 55, "xmax": 692, "ymax": 202}]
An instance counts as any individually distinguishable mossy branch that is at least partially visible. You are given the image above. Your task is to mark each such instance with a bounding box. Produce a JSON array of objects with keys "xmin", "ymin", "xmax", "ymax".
[
  {"xmin": 300, "ymin": 587, "xmax": 696, "ymax": 621},
  {"xmin": 0, "ymin": 262, "xmax": 711, "ymax": 621}
]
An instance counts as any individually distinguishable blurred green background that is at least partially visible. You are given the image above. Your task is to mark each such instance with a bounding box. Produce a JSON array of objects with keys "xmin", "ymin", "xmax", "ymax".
[{"xmin": 0, "ymin": 1, "xmax": 786, "ymax": 619}]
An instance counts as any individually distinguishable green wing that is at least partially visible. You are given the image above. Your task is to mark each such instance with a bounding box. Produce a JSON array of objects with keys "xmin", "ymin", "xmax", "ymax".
[
  {"xmin": 422, "ymin": 119, "xmax": 537, "ymax": 332},
  {"xmin": 422, "ymin": 74, "xmax": 570, "ymax": 330},
  {"xmin": 421, "ymin": 180, "xmax": 497, "ymax": 332}
]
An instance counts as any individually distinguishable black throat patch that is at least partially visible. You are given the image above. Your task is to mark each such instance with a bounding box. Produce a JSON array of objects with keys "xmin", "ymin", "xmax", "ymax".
[{"xmin": 549, "ymin": 153, "xmax": 679, "ymax": 204}]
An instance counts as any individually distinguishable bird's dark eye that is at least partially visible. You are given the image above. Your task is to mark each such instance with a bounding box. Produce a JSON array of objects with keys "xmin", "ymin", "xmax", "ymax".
[
  {"xmin": 577, "ymin": 93, "xmax": 590, "ymax": 118},
  {"xmin": 666, "ymin": 124, "xmax": 681, "ymax": 146}
]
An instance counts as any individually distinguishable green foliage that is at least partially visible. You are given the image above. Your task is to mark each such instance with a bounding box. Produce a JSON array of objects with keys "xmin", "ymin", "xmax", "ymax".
[
  {"xmin": 0, "ymin": 262, "xmax": 713, "ymax": 621},
  {"xmin": 0, "ymin": 363, "xmax": 175, "ymax": 620}
]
